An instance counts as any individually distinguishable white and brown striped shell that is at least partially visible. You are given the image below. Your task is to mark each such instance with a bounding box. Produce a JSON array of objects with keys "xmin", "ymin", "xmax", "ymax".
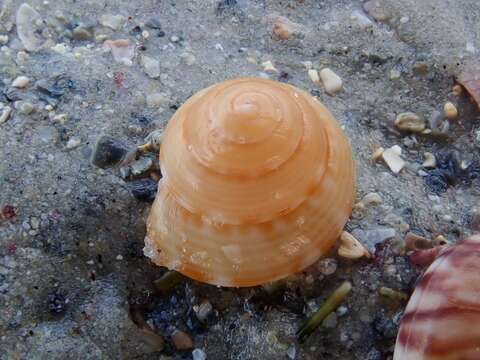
[
  {"xmin": 394, "ymin": 234, "xmax": 480, "ymax": 360},
  {"xmin": 144, "ymin": 77, "xmax": 356, "ymax": 287}
]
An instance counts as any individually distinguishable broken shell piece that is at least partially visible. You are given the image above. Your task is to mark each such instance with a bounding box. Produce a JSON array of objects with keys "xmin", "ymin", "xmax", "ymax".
[
  {"xmin": 145, "ymin": 78, "xmax": 356, "ymax": 286},
  {"xmin": 394, "ymin": 234, "xmax": 480, "ymax": 360},
  {"xmin": 432, "ymin": 235, "xmax": 449, "ymax": 246},
  {"xmin": 16, "ymin": 3, "xmax": 46, "ymax": 52},
  {"xmin": 457, "ymin": 66, "xmax": 480, "ymax": 110},
  {"xmin": 382, "ymin": 145, "xmax": 405, "ymax": 174},
  {"xmin": 261, "ymin": 60, "xmax": 278, "ymax": 73},
  {"xmin": 452, "ymin": 84, "xmax": 462, "ymax": 96},
  {"xmin": 360, "ymin": 192, "xmax": 383, "ymax": 207},
  {"xmin": 0, "ymin": 106, "xmax": 12, "ymax": 124},
  {"xmin": 140, "ymin": 129, "xmax": 164, "ymax": 152},
  {"xmin": 338, "ymin": 231, "xmax": 371, "ymax": 259},
  {"xmin": 103, "ymin": 39, "xmax": 135, "ymax": 66},
  {"xmin": 422, "ymin": 152, "xmax": 436, "ymax": 169}
]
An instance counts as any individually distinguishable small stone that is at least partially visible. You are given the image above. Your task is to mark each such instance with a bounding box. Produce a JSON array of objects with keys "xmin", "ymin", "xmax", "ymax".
[
  {"xmin": 192, "ymin": 349, "xmax": 207, "ymax": 360},
  {"xmin": 261, "ymin": 60, "xmax": 277, "ymax": 73},
  {"xmin": 413, "ymin": 62, "xmax": 428, "ymax": 75},
  {"xmin": 286, "ymin": 346, "xmax": 296, "ymax": 360},
  {"xmin": 336, "ymin": 306, "xmax": 348, "ymax": 317},
  {"xmin": 100, "ymin": 14, "xmax": 125, "ymax": 30},
  {"xmin": 171, "ymin": 330, "xmax": 193, "ymax": 350},
  {"xmin": 433, "ymin": 235, "xmax": 449, "ymax": 246},
  {"xmin": 52, "ymin": 113, "xmax": 68, "ymax": 124},
  {"xmin": 86, "ymin": 260, "xmax": 94, "ymax": 265},
  {"xmin": 12, "ymin": 76, "xmax": 30, "ymax": 88},
  {"xmin": 389, "ymin": 69, "xmax": 401, "ymax": 80},
  {"xmin": 66, "ymin": 137, "xmax": 81, "ymax": 149},
  {"xmin": 372, "ymin": 147, "xmax": 384, "ymax": 162},
  {"xmin": 0, "ymin": 35, "xmax": 8, "ymax": 45},
  {"xmin": 302, "ymin": 61, "xmax": 313, "ymax": 70},
  {"xmin": 170, "ymin": 35, "xmax": 180, "ymax": 43},
  {"xmin": 422, "ymin": 152, "xmax": 436, "ymax": 169},
  {"xmin": 194, "ymin": 300, "xmax": 213, "ymax": 322},
  {"xmin": 141, "ymin": 55, "xmax": 160, "ymax": 78},
  {"xmin": 443, "ymin": 102, "xmax": 458, "ymax": 120},
  {"xmin": 146, "ymin": 93, "xmax": 169, "ymax": 108},
  {"xmin": 0, "ymin": 106, "xmax": 12, "ymax": 124},
  {"xmin": 394, "ymin": 112, "xmax": 425, "ymax": 133},
  {"xmin": 319, "ymin": 68, "xmax": 343, "ymax": 95},
  {"xmin": 15, "ymin": 101, "xmax": 35, "ymax": 115},
  {"xmin": 30, "ymin": 217, "xmax": 40, "ymax": 230},
  {"xmin": 142, "ymin": 30, "xmax": 150, "ymax": 39},
  {"xmin": 104, "ymin": 39, "xmax": 135, "ymax": 66},
  {"xmin": 317, "ymin": 258, "xmax": 337, "ymax": 276},
  {"xmin": 180, "ymin": 52, "xmax": 196, "ymax": 66},
  {"xmin": 127, "ymin": 178, "xmax": 158, "ymax": 202},
  {"xmin": 308, "ymin": 69, "xmax": 320, "ymax": 83},
  {"xmin": 16, "ymin": 3, "xmax": 45, "ymax": 51},
  {"xmin": 119, "ymin": 166, "xmax": 130, "ymax": 179},
  {"xmin": 363, "ymin": 0, "xmax": 390, "ymax": 22},
  {"xmin": 272, "ymin": 16, "xmax": 298, "ymax": 40},
  {"xmin": 382, "ymin": 146, "xmax": 405, "ymax": 173},
  {"xmin": 72, "ymin": 26, "xmax": 93, "ymax": 40},
  {"xmin": 404, "ymin": 232, "xmax": 431, "ymax": 251},
  {"xmin": 361, "ymin": 192, "xmax": 383, "ymax": 207},
  {"xmin": 130, "ymin": 157, "xmax": 153, "ymax": 176},
  {"xmin": 116, "ymin": 254, "xmax": 123, "ymax": 261}
]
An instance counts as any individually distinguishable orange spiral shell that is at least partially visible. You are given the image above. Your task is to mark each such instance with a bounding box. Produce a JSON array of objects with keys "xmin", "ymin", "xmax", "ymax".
[{"xmin": 144, "ymin": 78, "xmax": 356, "ymax": 287}]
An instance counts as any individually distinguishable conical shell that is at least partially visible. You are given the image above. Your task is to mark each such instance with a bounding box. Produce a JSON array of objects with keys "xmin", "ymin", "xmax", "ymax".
[
  {"xmin": 394, "ymin": 235, "xmax": 480, "ymax": 360},
  {"xmin": 145, "ymin": 78, "xmax": 355, "ymax": 287}
]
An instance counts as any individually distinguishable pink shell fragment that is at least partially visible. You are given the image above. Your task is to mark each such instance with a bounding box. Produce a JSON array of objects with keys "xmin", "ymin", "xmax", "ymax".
[{"xmin": 394, "ymin": 234, "xmax": 480, "ymax": 360}]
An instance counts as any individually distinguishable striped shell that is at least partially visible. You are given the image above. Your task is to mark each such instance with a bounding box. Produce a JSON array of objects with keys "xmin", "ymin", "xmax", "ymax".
[
  {"xmin": 144, "ymin": 78, "xmax": 355, "ymax": 287},
  {"xmin": 394, "ymin": 234, "xmax": 480, "ymax": 360}
]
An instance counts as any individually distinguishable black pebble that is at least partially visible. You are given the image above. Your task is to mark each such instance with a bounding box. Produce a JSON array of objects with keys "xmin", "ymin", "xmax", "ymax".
[
  {"xmin": 128, "ymin": 178, "xmax": 159, "ymax": 202},
  {"xmin": 91, "ymin": 135, "xmax": 129, "ymax": 169}
]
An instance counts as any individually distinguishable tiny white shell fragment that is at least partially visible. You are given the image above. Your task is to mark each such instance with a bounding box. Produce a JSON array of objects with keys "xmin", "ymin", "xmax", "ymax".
[{"xmin": 320, "ymin": 68, "xmax": 343, "ymax": 95}]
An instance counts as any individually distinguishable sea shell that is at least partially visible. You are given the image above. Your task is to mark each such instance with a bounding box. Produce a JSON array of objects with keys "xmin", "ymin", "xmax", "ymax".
[
  {"xmin": 144, "ymin": 78, "xmax": 356, "ymax": 287},
  {"xmin": 394, "ymin": 234, "xmax": 480, "ymax": 360}
]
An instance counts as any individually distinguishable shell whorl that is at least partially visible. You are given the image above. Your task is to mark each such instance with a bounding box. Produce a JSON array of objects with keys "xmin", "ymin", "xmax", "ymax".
[{"xmin": 145, "ymin": 78, "xmax": 356, "ymax": 287}]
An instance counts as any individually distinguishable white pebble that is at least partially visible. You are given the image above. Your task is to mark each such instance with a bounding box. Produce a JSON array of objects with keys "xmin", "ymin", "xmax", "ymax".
[
  {"xmin": 12, "ymin": 76, "xmax": 30, "ymax": 88},
  {"xmin": 382, "ymin": 146, "xmax": 405, "ymax": 174},
  {"xmin": 192, "ymin": 349, "xmax": 207, "ymax": 360},
  {"xmin": 422, "ymin": 152, "xmax": 436, "ymax": 168},
  {"xmin": 443, "ymin": 102, "xmax": 458, "ymax": 120},
  {"xmin": 320, "ymin": 68, "xmax": 343, "ymax": 95},
  {"xmin": 66, "ymin": 137, "xmax": 81, "ymax": 149},
  {"xmin": 0, "ymin": 106, "xmax": 12, "ymax": 124},
  {"xmin": 261, "ymin": 60, "xmax": 277, "ymax": 73},
  {"xmin": 141, "ymin": 55, "xmax": 160, "ymax": 78},
  {"xmin": 308, "ymin": 69, "xmax": 320, "ymax": 83},
  {"xmin": 116, "ymin": 255, "xmax": 123, "ymax": 261},
  {"xmin": 0, "ymin": 35, "xmax": 8, "ymax": 45}
]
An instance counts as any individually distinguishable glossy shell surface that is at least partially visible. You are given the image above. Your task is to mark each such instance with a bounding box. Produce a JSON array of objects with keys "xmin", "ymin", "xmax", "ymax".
[
  {"xmin": 394, "ymin": 234, "xmax": 480, "ymax": 360},
  {"xmin": 144, "ymin": 77, "xmax": 355, "ymax": 287}
]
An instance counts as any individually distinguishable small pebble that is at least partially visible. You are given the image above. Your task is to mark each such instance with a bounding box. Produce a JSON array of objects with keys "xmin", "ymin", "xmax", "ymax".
[
  {"xmin": 433, "ymin": 235, "xmax": 449, "ymax": 246},
  {"xmin": 261, "ymin": 60, "xmax": 277, "ymax": 73},
  {"xmin": 404, "ymin": 232, "xmax": 431, "ymax": 251},
  {"xmin": 422, "ymin": 152, "xmax": 436, "ymax": 169},
  {"xmin": 308, "ymin": 69, "xmax": 320, "ymax": 83},
  {"xmin": 0, "ymin": 106, "xmax": 12, "ymax": 124},
  {"xmin": 146, "ymin": 93, "xmax": 169, "ymax": 108},
  {"xmin": 100, "ymin": 14, "xmax": 125, "ymax": 30},
  {"xmin": 389, "ymin": 69, "xmax": 401, "ymax": 80},
  {"xmin": 363, "ymin": 0, "xmax": 390, "ymax": 21},
  {"xmin": 192, "ymin": 349, "xmax": 207, "ymax": 360},
  {"xmin": 286, "ymin": 346, "xmax": 296, "ymax": 359},
  {"xmin": 171, "ymin": 330, "xmax": 193, "ymax": 350},
  {"xmin": 15, "ymin": 101, "xmax": 35, "ymax": 115},
  {"xmin": 180, "ymin": 52, "xmax": 196, "ymax": 66},
  {"xmin": 141, "ymin": 55, "xmax": 161, "ymax": 78},
  {"xmin": 66, "ymin": 137, "xmax": 81, "ymax": 149},
  {"xmin": 12, "ymin": 76, "xmax": 30, "ymax": 88},
  {"xmin": 0, "ymin": 35, "xmax": 8, "ymax": 45},
  {"xmin": 72, "ymin": 26, "xmax": 93, "ymax": 40},
  {"xmin": 360, "ymin": 192, "xmax": 383, "ymax": 206},
  {"xmin": 104, "ymin": 39, "xmax": 135, "ymax": 66},
  {"xmin": 116, "ymin": 254, "xmax": 123, "ymax": 261},
  {"xmin": 130, "ymin": 157, "xmax": 153, "ymax": 176},
  {"xmin": 317, "ymin": 258, "xmax": 337, "ymax": 276},
  {"xmin": 272, "ymin": 16, "xmax": 296, "ymax": 40},
  {"xmin": 372, "ymin": 147, "xmax": 384, "ymax": 162},
  {"xmin": 194, "ymin": 300, "xmax": 213, "ymax": 322},
  {"xmin": 350, "ymin": 10, "xmax": 373, "ymax": 30},
  {"xmin": 320, "ymin": 68, "xmax": 343, "ymax": 95},
  {"xmin": 394, "ymin": 112, "xmax": 425, "ymax": 133},
  {"xmin": 382, "ymin": 145, "xmax": 405, "ymax": 174},
  {"xmin": 443, "ymin": 102, "xmax": 458, "ymax": 120},
  {"xmin": 170, "ymin": 35, "xmax": 180, "ymax": 43}
]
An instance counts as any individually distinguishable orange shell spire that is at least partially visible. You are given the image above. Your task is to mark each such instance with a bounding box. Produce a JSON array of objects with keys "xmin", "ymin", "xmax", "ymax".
[{"xmin": 145, "ymin": 78, "xmax": 356, "ymax": 287}]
